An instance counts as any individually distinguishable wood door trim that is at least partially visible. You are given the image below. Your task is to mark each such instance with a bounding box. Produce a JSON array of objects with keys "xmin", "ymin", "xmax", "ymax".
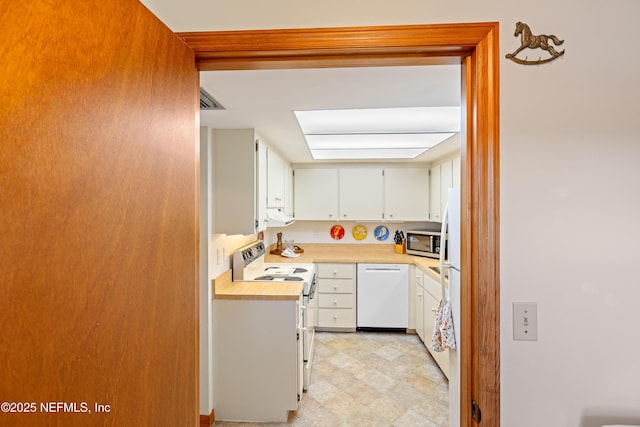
[
  {"xmin": 179, "ymin": 23, "xmax": 493, "ymax": 70},
  {"xmin": 179, "ymin": 23, "xmax": 500, "ymax": 426}
]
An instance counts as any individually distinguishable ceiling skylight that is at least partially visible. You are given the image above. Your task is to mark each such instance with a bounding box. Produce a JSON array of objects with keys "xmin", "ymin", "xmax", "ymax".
[{"xmin": 294, "ymin": 107, "xmax": 460, "ymax": 160}]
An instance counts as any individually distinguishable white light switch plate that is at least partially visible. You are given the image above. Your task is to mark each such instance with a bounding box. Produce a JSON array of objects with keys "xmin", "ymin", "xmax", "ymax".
[{"xmin": 513, "ymin": 302, "xmax": 538, "ymax": 341}]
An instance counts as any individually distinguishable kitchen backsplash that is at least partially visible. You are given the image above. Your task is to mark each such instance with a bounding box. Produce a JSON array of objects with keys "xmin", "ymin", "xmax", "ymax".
[{"xmin": 265, "ymin": 221, "xmax": 441, "ymax": 246}]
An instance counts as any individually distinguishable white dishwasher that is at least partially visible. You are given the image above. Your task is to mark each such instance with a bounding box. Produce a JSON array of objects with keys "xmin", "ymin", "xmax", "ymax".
[{"xmin": 356, "ymin": 264, "xmax": 409, "ymax": 330}]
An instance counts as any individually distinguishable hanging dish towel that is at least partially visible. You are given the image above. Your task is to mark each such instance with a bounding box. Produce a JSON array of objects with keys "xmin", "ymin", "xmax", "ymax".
[{"xmin": 431, "ymin": 299, "xmax": 456, "ymax": 352}]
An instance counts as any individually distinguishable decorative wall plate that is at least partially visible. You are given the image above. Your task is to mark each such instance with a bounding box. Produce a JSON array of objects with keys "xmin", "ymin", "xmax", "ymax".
[
  {"xmin": 352, "ymin": 225, "xmax": 368, "ymax": 241},
  {"xmin": 330, "ymin": 225, "xmax": 345, "ymax": 240},
  {"xmin": 374, "ymin": 225, "xmax": 389, "ymax": 241}
]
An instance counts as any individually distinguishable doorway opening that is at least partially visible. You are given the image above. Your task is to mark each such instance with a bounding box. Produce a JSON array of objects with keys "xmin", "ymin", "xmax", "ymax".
[{"xmin": 182, "ymin": 23, "xmax": 500, "ymax": 427}]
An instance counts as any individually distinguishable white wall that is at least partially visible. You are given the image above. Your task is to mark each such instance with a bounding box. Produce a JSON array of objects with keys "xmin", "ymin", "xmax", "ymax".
[{"xmin": 150, "ymin": 2, "xmax": 640, "ymax": 425}]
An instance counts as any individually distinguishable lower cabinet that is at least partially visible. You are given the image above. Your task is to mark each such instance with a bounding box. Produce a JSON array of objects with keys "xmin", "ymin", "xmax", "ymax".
[
  {"xmin": 316, "ymin": 263, "xmax": 356, "ymax": 331},
  {"xmin": 213, "ymin": 296, "xmax": 303, "ymax": 422},
  {"xmin": 416, "ymin": 267, "xmax": 450, "ymax": 379},
  {"xmin": 415, "ymin": 270, "xmax": 425, "ymax": 341}
]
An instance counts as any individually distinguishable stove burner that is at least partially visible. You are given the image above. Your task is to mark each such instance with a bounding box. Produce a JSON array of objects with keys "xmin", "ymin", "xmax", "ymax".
[
  {"xmin": 293, "ymin": 267, "xmax": 308, "ymax": 274},
  {"xmin": 254, "ymin": 275, "xmax": 275, "ymax": 280},
  {"xmin": 284, "ymin": 276, "xmax": 303, "ymax": 281}
]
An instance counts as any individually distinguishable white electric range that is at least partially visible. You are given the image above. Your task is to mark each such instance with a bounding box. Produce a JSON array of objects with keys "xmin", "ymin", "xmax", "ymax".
[{"xmin": 233, "ymin": 240, "xmax": 317, "ymax": 390}]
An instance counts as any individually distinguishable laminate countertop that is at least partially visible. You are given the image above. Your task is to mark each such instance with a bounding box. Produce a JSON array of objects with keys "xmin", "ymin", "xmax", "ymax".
[
  {"xmin": 266, "ymin": 243, "xmax": 441, "ymax": 280},
  {"xmin": 213, "ymin": 244, "xmax": 443, "ymax": 301}
]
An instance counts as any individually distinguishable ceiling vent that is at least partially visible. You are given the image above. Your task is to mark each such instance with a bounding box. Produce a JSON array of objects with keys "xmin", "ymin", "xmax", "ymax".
[{"xmin": 199, "ymin": 88, "xmax": 224, "ymax": 110}]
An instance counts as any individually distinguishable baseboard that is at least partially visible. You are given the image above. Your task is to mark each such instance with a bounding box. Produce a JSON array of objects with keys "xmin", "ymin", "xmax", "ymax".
[{"xmin": 200, "ymin": 410, "xmax": 214, "ymax": 427}]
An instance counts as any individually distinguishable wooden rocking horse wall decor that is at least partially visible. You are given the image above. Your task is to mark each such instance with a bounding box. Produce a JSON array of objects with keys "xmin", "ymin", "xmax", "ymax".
[{"xmin": 506, "ymin": 21, "xmax": 565, "ymax": 65}]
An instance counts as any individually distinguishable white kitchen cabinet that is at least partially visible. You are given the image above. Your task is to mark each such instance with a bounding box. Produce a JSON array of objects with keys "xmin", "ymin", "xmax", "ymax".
[
  {"xmin": 213, "ymin": 296, "xmax": 303, "ymax": 422},
  {"xmin": 415, "ymin": 268, "xmax": 426, "ymax": 341},
  {"xmin": 452, "ymin": 155, "xmax": 461, "ymax": 190},
  {"xmin": 267, "ymin": 148, "xmax": 286, "ymax": 208},
  {"xmin": 429, "ymin": 164, "xmax": 441, "ymax": 221},
  {"xmin": 339, "ymin": 168, "xmax": 384, "ymax": 220},
  {"xmin": 422, "ymin": 272, "xmax": 450, "ymax": 379},
  {"xmin": 429, "ymin": 155, "xmax": 461, "ymax": 221},
  {"xmin": 293, "ymin": 168, "xmax": 339, "ymax": 220},
  {"xmin": 440, "ymin": 159, "xmax": 453, "ymax": 216},
  {"xmin": 284, "ymin": 162, "xmax": 294, "ymax": 217},
  {"xmin": 294, "ymin": 166, "xmax": 429, "ymax": 222},
  {"xmin": 316, "ymin": 263, "xmax": 356, "ymax": 331},
  {"xmin": 384, "ymin": 167, "xmax": 429, "ymax": 221},
  {"xmin": 213, "ymin": 128, "xmax": 268, "ymax": 235},
  {"xmin": 257, "ymin": 141, "xmax": 268, "ymax": 231}
]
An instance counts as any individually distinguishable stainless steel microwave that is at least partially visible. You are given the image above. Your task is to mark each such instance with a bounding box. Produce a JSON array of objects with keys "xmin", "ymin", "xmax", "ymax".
[{"xmin": 406, "ymin": 230, "xmax": 442, "ymax": 258}]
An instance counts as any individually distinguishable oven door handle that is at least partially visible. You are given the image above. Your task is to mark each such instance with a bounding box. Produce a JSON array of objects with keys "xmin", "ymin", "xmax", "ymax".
[{"xmin": 308, "ymin": 274, "xmax": 317, "ymax": 299}]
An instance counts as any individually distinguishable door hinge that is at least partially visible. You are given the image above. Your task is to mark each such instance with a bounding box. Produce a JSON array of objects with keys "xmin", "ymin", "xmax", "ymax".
[
  {"xmin": 296, "ymin": 332, "xmax": 300, "ymax": 341},
  {"xmin": 297, "ymin": 393, "xmax": 301, "ymax": 402},
  {"xmin": 471, "ymin": 400, "xmax": 482, "ymax": 423}
]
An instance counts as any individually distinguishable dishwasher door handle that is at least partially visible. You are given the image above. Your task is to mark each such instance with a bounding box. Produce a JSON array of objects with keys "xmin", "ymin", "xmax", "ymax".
[{"xmin": 364, "ymin": 267, "xmax": 402, "ymax": 272}]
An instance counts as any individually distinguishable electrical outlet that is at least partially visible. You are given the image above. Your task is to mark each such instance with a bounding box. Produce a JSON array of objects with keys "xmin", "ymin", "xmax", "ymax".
[{"xmin": 513, "ymin": 302, "xmax": 537, "ymax": 341}]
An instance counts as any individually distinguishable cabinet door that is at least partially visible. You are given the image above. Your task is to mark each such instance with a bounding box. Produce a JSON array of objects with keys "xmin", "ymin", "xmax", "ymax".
[
  {"xmin": 256, "ymin": 139, "xmax": 268, "ymax": 232},
  {"xmin": 415, "ymin": 273, "xmax": 425, "ymax": 341},
  {"xmin": 339, "ymin": 168, "xmax": 383, "ymax": 220},
  {"xmin": 284, "ymin": 162, "xmax": 294, "ymax": 216},
  {"xmin": 293, "ymin": 168, "xmax": 339, "ymax": 220},
  {"xmin": 452, "ymin": 155, "xmax": 461, "ymax": 190},
  {"xmin": 424, "ymin": 291, "xmax": 450, "ymax": 379},
  {"xmin": 384, "ymin": 168, "xmax": 429, "ymax": 221},
  {"xmin": 440, "ymin": 159, "xmax": 453, "ymax": 216},
  {"xmin": 213, "ymin": 128, "xmax": 258, "ymax": 235},
  {"xmin": 429, "ymin": 164, "xmax": 441, "ymax": 221},
  {"xmin": 267, "ymin": 148, "xmax": 285, "ymax": 208}
]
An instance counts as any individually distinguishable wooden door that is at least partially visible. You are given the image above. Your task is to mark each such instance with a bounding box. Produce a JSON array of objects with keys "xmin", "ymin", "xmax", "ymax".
[{"xmin": 0, "ymin": 1, "xmax": 199, "ymax": 426}]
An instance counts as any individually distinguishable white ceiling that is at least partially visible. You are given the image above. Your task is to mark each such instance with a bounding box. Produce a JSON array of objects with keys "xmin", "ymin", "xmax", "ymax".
[{"xmin": 199, "ymin": 64, "xmax": 461, "ymax": 164}]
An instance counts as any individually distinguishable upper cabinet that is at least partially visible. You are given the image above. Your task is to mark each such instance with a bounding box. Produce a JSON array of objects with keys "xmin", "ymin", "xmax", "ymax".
[
  {"xmin": 429, "ymin": 164, "xmax": 442, "ymax": 221},
  {"xmin": 294, "ymin": 166, "xmax": 430, "ymax": 221},
  {"xmin": 339, "ymin": 168, "xmax": 384, "ymax": 221},
  {"xmin": 213, "ymin": 128, "xmax": 268, "ymax": 235},
  {"xmin": 293, "ymin": 168, "xmax": 339, "ymax": 220},
  {"xmin": 430, "ymin": 154, "xmax": 461, "ymax": 221},
  {"xmin": 267, "ymin": 146, "xmax": 294, "ymax": 218},
  {"xmin": 384, "ymin": 168, "xmax": 429, "ymax": 221},
  {"xmin": 284, "ymin": 162, "xmax": 294, "ymax": 217},
  {"xmin": 267, "ymin": 148, "xmax": 286, "ymax": 209}
]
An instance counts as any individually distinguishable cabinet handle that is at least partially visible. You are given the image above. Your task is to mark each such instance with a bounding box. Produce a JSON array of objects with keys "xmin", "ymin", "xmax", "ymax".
[
  {"xmin": 417, "ymin": 293, "xmax": 422, "ymax": 297},
  {"xmin": 329, "ymin": 214, "xmax": 333, "ymax": 218},
  {"xmin": 389, "ymin": 213, "xmax": 394, "ymax": 218},
  {"xmin": 432, "ymin": 308, "xmax": 438, "ymax": 312},
  {"xmin": 333, "ymin": 300, "xmax": 337, "ymax": 305},
  {"xmin": 343, "ymin": 214, "xmax": 347, "ymax": 218},
  {"xmin": 334, "ymin": 315, "xmax": 338, "ymax": 320}
]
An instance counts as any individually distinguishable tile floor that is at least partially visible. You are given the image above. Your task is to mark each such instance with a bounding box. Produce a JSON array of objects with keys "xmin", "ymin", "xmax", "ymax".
[{"xmin": 214, "ymin": 331, "xmax": 449, "ymax": 426}]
